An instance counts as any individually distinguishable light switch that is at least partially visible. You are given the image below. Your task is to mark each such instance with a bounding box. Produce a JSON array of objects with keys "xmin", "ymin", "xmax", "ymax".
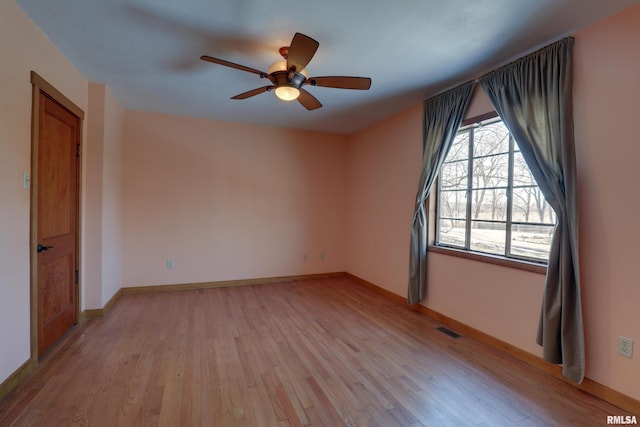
[{"xmin": 23, "ymin": 172, "xmax": 30, "ymax": 189}]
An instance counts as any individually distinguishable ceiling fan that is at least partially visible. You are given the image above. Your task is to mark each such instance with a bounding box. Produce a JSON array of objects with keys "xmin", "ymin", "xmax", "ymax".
[{"xmin": 200, "ymin": 32, "xmax": 372, "ymax": 110}]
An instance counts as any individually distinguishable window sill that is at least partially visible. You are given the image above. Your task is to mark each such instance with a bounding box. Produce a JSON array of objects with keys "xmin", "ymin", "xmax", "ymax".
[{"xmin": 427, "ymin": 244, "xmax": 547, "ymax": 275}]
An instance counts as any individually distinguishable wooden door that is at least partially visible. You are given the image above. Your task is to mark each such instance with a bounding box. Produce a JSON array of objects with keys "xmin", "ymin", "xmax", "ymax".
[{"xmin": 35, "ymin": 92, "xmax": 80, "ymax": 356}]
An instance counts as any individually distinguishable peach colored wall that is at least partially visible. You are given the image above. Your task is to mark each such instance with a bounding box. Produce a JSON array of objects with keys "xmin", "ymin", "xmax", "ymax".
[
  {"xmin": 346, "ymin": 103, "xmax": 423, "ymax": 298},
  {"xmin": 84, "ymin": 83, "xmax": 106, "ymax": 309},
  {"xmin": 573, "ymin": 4, "xmax": 640, "ymax": 400},
  {"xmin": 466, "ymin": 84, "xmax": 495, "ymax": 118},
  {"xmin": 346, "ymin": 4, "xmax": 640, "ymax": 401},
  {"xmin": 121, "ymin": 111, "xmax": 348, "ymax": 287},
  {"xmin": 85, "ymin": 82, "xmax": 125, "ymax": 309},
  {"xmin": 0, "ymin": 1, "xmax": 88, "ymax": 384},
  {"xmin": 101, "ymin": 86, "xmax": 125, "ymax": 305},
  {"xmin": 426, "ymin": 253, "xmax": 545, "ymax": 356}
]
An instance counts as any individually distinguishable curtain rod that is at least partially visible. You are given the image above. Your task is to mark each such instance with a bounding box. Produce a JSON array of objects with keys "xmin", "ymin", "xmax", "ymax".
[{"xmin": 426, "ymin": 35, "xmax": 573, "ymax": 101}]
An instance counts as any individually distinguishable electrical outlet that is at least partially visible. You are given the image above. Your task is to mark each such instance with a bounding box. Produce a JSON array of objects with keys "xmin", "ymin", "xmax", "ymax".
[
  {"xmin": 320, "ymin": 252, "xmax": 325, "ymax": 261},
  {"xmin": 303, "ymin": 253, "xmax": 307, "ymax": 261},
  {"xmin": 618, "ymin": 336, "xmax": 633, "ymax": 358},
  {"xmin": 166, "ymin": 259, "xmax": 173, "ymax": 269}
]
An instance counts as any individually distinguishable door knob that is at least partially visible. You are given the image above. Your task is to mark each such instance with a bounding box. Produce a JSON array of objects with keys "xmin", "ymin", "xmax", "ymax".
[{"xmin": 37, "ymin": 244, "xmax": 54, "ymax": 253}]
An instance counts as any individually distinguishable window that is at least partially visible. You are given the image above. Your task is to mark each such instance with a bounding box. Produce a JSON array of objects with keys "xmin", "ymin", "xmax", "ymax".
[{"xmin": 436, "ymin": 115, "xmax": 555, "ymax": 263}]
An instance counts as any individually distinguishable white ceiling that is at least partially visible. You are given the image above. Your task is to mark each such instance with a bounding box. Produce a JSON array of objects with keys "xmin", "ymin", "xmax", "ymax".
[{"xmin": 17, "ymin": 0, "xmax": 640, "ymax": 134}]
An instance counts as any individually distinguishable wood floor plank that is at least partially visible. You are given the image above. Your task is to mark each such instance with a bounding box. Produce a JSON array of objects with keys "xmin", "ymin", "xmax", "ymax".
[{"xmin": 1, "ymin": 276, "xmax": 636, "ymax": 426}]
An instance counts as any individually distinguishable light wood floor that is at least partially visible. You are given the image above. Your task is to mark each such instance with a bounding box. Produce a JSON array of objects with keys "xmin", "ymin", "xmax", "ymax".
[{"xmin": 0, "ymin": 276, "xmax": 632, "ymax": 426}]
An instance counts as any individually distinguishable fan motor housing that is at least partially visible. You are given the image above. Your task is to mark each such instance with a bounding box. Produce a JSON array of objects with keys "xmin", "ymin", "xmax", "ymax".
[{"xmin": 271, "ymin": 70, "xmax": 306, "ymax": 89}]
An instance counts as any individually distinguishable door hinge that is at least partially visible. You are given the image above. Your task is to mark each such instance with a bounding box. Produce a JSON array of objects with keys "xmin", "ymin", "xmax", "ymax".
[
  {"xmin": 75, "ymin": 269, "xmax": 79, "ymax": 284},
  {"xmin": 76, "ymin": 144, "xmax": 81, "ymax": 157}
]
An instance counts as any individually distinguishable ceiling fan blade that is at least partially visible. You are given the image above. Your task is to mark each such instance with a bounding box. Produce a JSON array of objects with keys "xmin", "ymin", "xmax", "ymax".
[
  {"xmin": 231, "ymin": 86, "xmax": 274, "ymax": 100},
  {"xmin": 306, "ymin": 76, "xmax": 372, "ymax": 90},
  {"xmin": 200, "ymin": 55, "xmax": 267, "ymax": 77},
  {"xmin": 297, "ymin": 89, "xmax": 322, "ymax": 110},
  {"xmin": 286, "ymin": 33, "xmax": 319, "ymax": 74}
]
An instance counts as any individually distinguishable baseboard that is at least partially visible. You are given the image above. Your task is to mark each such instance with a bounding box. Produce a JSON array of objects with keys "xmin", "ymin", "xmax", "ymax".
[
  {"xmin": 0, "ymin": 359, "xmax": 36, "ymax": 402},
  {"xmin": 345, "ymin": 273, "xmax": 640, "ymax": 415},
  {"xmin": 345, "ymin": 273, "xmax": 409, "ymax": 305},
  {"xmin": 83, "ymin": 308, "xmax": 102, "ymax": 319},
  {"xmin": 82, "ymin": 288, "xmax": 123, "ymax": 320},
  {"xmin": 121, "ymin": 272, "xmax": 346, "ymax": 295},
  {"xmin": 83, "ymin": 273, "xmax": 344, "ymax": 314}
]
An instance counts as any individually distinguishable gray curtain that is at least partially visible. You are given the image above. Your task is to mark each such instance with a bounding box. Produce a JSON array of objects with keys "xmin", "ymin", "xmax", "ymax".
[
  {"xmin": 408, "ymin": 82, "xmax": 474, "ymax": 304},
  {"xmin": 480, "ymin": 37, "xmax": 584, "ymax": 383}
]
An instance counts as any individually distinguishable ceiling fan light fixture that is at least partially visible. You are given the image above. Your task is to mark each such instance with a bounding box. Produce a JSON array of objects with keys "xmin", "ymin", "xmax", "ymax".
[{"xmin": 274, "ymin": 85, "xmax": 300, "ymax": 101}]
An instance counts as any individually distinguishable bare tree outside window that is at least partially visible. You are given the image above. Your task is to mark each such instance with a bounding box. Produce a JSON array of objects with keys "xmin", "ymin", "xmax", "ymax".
[{"xmin": 437, "ymin": 118, "xmax": 555, "ymax": 262}]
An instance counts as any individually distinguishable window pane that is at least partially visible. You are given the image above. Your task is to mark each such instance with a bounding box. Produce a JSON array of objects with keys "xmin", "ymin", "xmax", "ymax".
[
  {"xmin": 511, "ymin": 224, "xmax": 554, "ymax": 261},
  {"xmin": 438, "ymin": 219, "xmax": 466, "ymax": 248},
  {"xmin": 447, "ymin": 131, "xmax": 469, "ymax": 162},
  {"xmin": 472, "ymin": 153, "xmax": 508, "ymax": 188},
  {"xmin": 470, "ymin": 221, "xmax": 506, "ymax": 255},
  {"xmin": 441, "ymin": 160, "xmax": 468, "ymax": 190},
  {"xmin": 512, "ymin": 187, "xmax": 556, "ymax": 224},
  {"xmin": 439, "ymin": 190, "xmax": 467, "ymax": 219},
  {"xmin": 471, "ymin": 188, "xmax": 507, "ymax": 221},
  {"xmin": 436, "ymin": 117, "xmax": 554, "ymax": 264},
  {"xmin": 513, "ymin": 152, "xmax": 536, "ymax": 186},
  {"xmin": 473, "ymin": 121, "xmax": 510, "ymax": 157}
]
